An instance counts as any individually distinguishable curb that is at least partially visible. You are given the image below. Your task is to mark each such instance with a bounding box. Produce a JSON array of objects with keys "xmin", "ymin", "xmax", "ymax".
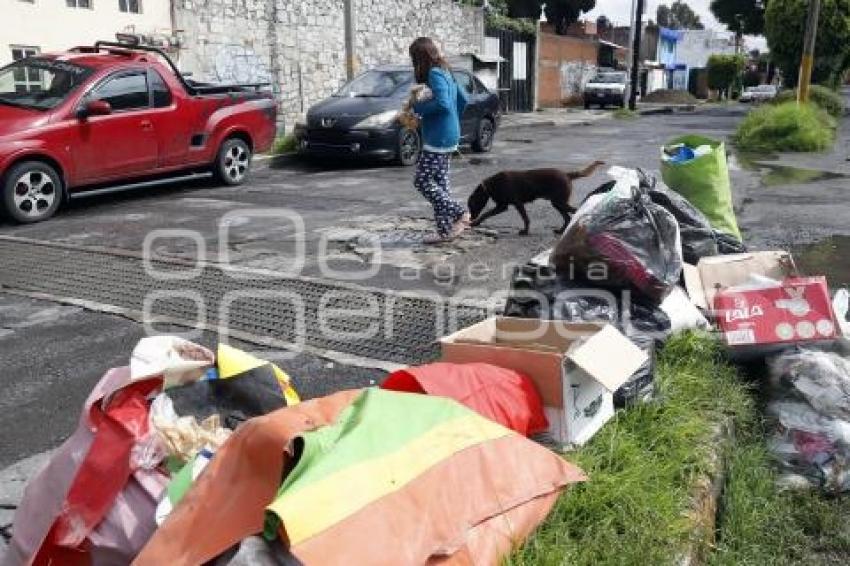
[{"xmin": 678, "ymin": 417, "xmax": 734, "ymax": 565}]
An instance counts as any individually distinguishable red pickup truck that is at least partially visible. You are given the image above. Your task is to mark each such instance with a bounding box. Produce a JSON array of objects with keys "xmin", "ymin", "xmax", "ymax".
[{"xmin": 0, "ymin": 42, "xmax": 277, "ymax": 223}]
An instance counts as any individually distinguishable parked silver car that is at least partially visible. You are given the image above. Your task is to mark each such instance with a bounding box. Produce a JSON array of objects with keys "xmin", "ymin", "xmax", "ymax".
[{"xmin": 740, "ymin": 85, "xmax": 778, "ymax": 103}]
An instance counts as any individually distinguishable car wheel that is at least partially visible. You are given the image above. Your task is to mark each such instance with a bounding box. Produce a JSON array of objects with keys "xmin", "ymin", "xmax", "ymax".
[
  {"xmin": 397, "ymin": 128, "xmax": 421, "ymax": 166},
  {"xmin": 1, "ymin": 161, "xmax": 63, "ymax": 223},
  {"xmin": 472, "ymin": 117, "xmax": 495, "ymax": 153},
  {"xmin": 584, "ymin": 101, "xmax": 591, "ymax": 109},
  {"xmin": 215, "ymin": 138, "xmax": 252, "ymax": 185}
]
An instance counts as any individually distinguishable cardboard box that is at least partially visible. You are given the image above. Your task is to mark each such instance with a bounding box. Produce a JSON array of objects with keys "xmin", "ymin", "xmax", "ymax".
[
  {"xmin": 684, "ymin": 252, "xmax": 838, "ymax": 351},
  {"xmin": 439, "ymin": 317, "xmax": 648, "ymax": 448},
  {"xmin": 714, "ymin": 276, "xmax": 837, "ymax": 347},
  {"xmin": 683, "ymin": 251, "xmax": 796, "ymax": 311}
]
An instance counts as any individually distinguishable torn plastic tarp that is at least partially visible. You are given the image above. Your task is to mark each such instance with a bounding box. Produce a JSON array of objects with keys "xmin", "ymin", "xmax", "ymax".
[
  {"xmin": 134, "ymin": 389, "xmax": 586, "ymax": 566},
  {"xmin": 2, "ymin": 367, "xmax": 169, "ymax": 566},
  {"xmin": 381, "ymin": 362, "xmax": 549, "ymax": 437},
  {"xmin": 4, "ymin": 337, "xmax": 301, "ymax": 566}
]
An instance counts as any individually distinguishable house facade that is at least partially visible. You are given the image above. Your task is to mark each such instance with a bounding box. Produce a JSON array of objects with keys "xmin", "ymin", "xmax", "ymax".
[{"xmin": 2, "ymin": 0, "xmax": 174, "ymax": 66}]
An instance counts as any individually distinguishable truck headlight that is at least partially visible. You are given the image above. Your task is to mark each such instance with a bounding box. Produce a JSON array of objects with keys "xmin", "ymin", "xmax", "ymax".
[{"xmin": 354, "ymin": 110, "xmax": 400, "ymax": 129}]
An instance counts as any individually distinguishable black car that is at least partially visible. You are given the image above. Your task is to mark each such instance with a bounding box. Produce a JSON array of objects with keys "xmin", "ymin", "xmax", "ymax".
[{"xmin": 294, "ymin": 65, "xmax": 500, "ymax": 165}]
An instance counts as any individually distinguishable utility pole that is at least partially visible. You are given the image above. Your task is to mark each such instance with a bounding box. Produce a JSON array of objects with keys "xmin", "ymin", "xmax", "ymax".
[
  {"xmin": 629, "ymin": 0, "xmax": 644, "ymax": 110},
  {"xmin": 344, "ymin": 0, "xmax": 356, "ymax": 80},
  {"xmin": 627, "ymin": 0, "xmax": 637, "ymax": 100},
  {"xmin": 798, "ymin": 0, "xmax": 821, "ymax": 104}
]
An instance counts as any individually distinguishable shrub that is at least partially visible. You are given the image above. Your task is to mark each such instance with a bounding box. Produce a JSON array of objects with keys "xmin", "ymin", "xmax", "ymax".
[
  {"xmin": 707, "ymin": 54, "xmax": 746, "ymax": 98},
  {"xmin": 772, "ymin": 85, "xmax": 845, "ymax": 117},
  {"xmin": 272, "ymin": 134, "xmax": 298, "ymax": 155},
  {"xmin": 735, "ymin": 101, "xmax": 836, "ymax": 152}
]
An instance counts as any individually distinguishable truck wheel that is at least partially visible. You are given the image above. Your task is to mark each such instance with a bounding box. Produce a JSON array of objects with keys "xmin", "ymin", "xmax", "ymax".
[
  {"xmin": 397, "ymin": 128, "xmax": 421, "ymax": 166},
  {"xmin": 2, "ymin": 161, "xmax": 62, "ymax": 223},
  {"xmin": 215, "ymin": 138, "xmax": 252, "ymax": 185},
  {"xmin": 472, "ymin": 117, "xmax": 495, "ymax": 153}
]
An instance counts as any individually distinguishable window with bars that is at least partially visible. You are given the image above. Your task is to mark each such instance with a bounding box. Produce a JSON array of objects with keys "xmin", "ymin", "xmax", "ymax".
[
  {"xmin": 10, "ymin": 46, "xmax": 43, "ymax": 93},
  {"xmin": 119, "ymin": 0, "xmax": 141, "ymax": 13},
  {"xmin": 66, "ymin": 0, "xmax": 92, "ymax": 8}
]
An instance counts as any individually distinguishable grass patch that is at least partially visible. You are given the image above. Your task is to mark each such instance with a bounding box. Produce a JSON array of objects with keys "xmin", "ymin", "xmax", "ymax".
[
  {"xmin": 772, "ymin": 85, "xmax": 845, "ymax": 118},
  {"xmin": 272, "ymin": 134, "xmax": 298, "ymax": 155},
  {"xmin": 613, "ymin": 108, "xmax": 638, "ymax": 120},
  {"xmin": 735, "ymin": 102, "xmax": 836, "ymax": 153},
  {"xmin": 509, "ymin": 332, "xmax": 754, "ymax": 566},
  {"xmin": 711, "ymin": 431, "xmax": 850, "ymax": 565}
]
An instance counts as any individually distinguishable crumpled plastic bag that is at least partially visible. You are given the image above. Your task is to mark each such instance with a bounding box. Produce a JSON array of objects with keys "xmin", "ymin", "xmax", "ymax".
[
  {"xmin": 552, "ymin": 167, "xmax": 683, "ymax": 304},
  {"xmin": 130, "ymin": 335, "xmax": 215, "ymax": 388},
  {"xmin": 770, "ymin": 349, "xmax": 850, "ymax": 422},
  {"xmin": 766, "ymin": 346, "xmax": 850, "ymax": 493}
]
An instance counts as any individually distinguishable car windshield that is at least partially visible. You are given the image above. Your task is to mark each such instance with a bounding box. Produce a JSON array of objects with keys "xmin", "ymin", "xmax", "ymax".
[
  {"xmin": 0, "ymin": 58, "xmax": 93, "ymax": 111},
  {"xmin": 757, "ymin": 85, "xmax": 776, "ymax": 92},
  {"xmin": 591, "ymin": 73, "xmax": 627, "ymax": 84},
  {"xmin": 335, "ymin": 70, "xmax": 412, "ymax": 98}
]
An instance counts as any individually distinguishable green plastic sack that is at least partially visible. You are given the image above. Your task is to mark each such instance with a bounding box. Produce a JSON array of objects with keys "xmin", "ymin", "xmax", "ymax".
[{"xmin": 660, "ymin": 135, "xmax": 742, "ymax": 240}]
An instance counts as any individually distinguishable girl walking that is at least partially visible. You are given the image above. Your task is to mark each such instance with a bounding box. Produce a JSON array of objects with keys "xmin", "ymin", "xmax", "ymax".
[{"xmin": 408, "ymin": 37, "xmax": 470, "ymax": 244}]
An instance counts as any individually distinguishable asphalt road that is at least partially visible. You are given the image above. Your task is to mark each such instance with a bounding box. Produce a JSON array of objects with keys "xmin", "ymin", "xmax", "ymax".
[{"xmin": 1, "ymin": 100, "xmax": 849, "ymax": 473}]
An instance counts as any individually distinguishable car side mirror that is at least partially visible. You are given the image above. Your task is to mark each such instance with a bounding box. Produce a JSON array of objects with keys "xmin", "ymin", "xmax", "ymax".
[{"xmin": 77, "ymin": 99, "xmax": 112, "ymax": 120}]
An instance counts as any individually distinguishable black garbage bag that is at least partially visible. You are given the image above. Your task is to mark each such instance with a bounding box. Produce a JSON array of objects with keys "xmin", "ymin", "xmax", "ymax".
[
  {"xmin": 504, "ymin": 263, "xmax": 672, "ymax": 339},
  {"xmin": 504, "ymin": 263, "xmax": 670, "ymax": 405},
  {"xmin": 637, "ymin": 171, "xmax": 720, "ymax": 264},
  {"xmin": 167, "ymin": 352, "xmax": 298, "ymax": 429},
  {"xmin": 715, "ymin": 230, "xmax": 748, "ymax": 254},
  {"xmin": 554, "ymin": 181, "xmax": 683, "ymax": 304},
  {"xmin": 614, "ymin": 333, "xmax": 657, "ymax": 408},
  {"xmin": 585, "ymin": 171, "xmax": 722, "ymax": 265}
]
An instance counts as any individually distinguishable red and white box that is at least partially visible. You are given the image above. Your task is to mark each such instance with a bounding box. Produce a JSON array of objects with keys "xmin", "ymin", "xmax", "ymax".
[{"xmin": 713, "ymin": 276, "xmax": 838, "ymax": 347}]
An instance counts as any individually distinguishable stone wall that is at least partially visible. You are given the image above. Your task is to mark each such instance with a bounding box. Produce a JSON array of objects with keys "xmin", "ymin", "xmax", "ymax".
[{"xmin": 173, "ymin": 0, "xmax": 483, "ymax": 133}]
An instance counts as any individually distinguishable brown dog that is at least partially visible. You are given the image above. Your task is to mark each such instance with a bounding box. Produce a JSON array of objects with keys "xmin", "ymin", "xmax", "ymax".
[{"xmin": 468, "ymin": 161, "xmax": 605, "ymax": 235}]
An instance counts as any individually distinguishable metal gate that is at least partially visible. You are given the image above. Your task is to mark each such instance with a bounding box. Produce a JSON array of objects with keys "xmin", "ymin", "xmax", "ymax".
[{"xmin": 485, "ymin": 28, "xmax": 536, "ymax": 113}]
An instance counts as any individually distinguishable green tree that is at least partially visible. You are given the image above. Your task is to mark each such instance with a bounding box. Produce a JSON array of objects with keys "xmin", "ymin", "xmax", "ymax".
[
  {"xmin": 765, "ymin": 0, "xmax": 850, "ymax": 87},
  {"xmin": 657, "ymin": 1, "xmax": 705, "ymax": 30},
  {"xmin": 710, "ymin": 0, "xmax": 766, "ymax": 36},
  {"xmin": 505, "ymin": 0, "xmax": 595, "ymax": 35},
  {"xmin": 597, "ymin": 14, "xmax": 613, "ymax": 36},
  {"xmin": 707, "ymin": 54, "xmax": 745, "ymax": 98},
  {"xmin": 546, "ymin": 0, "xmax": 596, "ymax": 35}
]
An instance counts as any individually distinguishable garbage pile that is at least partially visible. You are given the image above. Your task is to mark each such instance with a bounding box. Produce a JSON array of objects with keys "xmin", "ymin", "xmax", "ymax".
[
  {"xmin": 5, "ymin": 134, "xmax": 849, "ymax": 564},
  {"xmin": 502, "ymin": 135, "xmax": 849, "ymax": 495},
  {"xmin": 4, "ymin": 339, "xmax": 586, "ymax": 565}
]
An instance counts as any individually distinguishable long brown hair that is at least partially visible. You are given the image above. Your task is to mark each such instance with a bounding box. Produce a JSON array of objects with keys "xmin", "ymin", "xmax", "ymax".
[{"xmin": 409, "ymin": 37, "xmax": 449, "ymax": 83}]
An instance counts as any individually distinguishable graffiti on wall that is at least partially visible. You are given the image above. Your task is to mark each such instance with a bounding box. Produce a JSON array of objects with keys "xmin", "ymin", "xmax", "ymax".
[
  {"xmin": 212, "ymin": 45, "xmax": 271, "ymax": 85},
  {"xmin": 559, "ymin": 60, "xmax": 597, "ymax": 100}
]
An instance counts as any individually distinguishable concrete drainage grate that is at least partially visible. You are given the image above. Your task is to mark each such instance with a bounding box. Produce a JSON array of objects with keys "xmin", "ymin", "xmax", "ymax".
[{"xmin": 0, "ymin": 238, "xmax": 488, "ymax": 365}]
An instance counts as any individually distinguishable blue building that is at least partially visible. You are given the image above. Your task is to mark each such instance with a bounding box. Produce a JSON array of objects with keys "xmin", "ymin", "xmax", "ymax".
[{"xmin": 657, "ymin": 27, "xmax": 688, "ymax": 90}]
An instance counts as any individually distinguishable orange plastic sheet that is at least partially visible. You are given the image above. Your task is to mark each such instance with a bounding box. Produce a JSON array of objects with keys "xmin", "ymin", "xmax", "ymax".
[{"xmin": 136, "ymin": 389, "xmax": 585, "ymax": 566}]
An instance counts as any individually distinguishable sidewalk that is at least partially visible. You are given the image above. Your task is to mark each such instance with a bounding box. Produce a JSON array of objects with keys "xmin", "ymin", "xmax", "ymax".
[{"xmin": 500, "ymin": 108, "xmax": 611, "ymax": 129}]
